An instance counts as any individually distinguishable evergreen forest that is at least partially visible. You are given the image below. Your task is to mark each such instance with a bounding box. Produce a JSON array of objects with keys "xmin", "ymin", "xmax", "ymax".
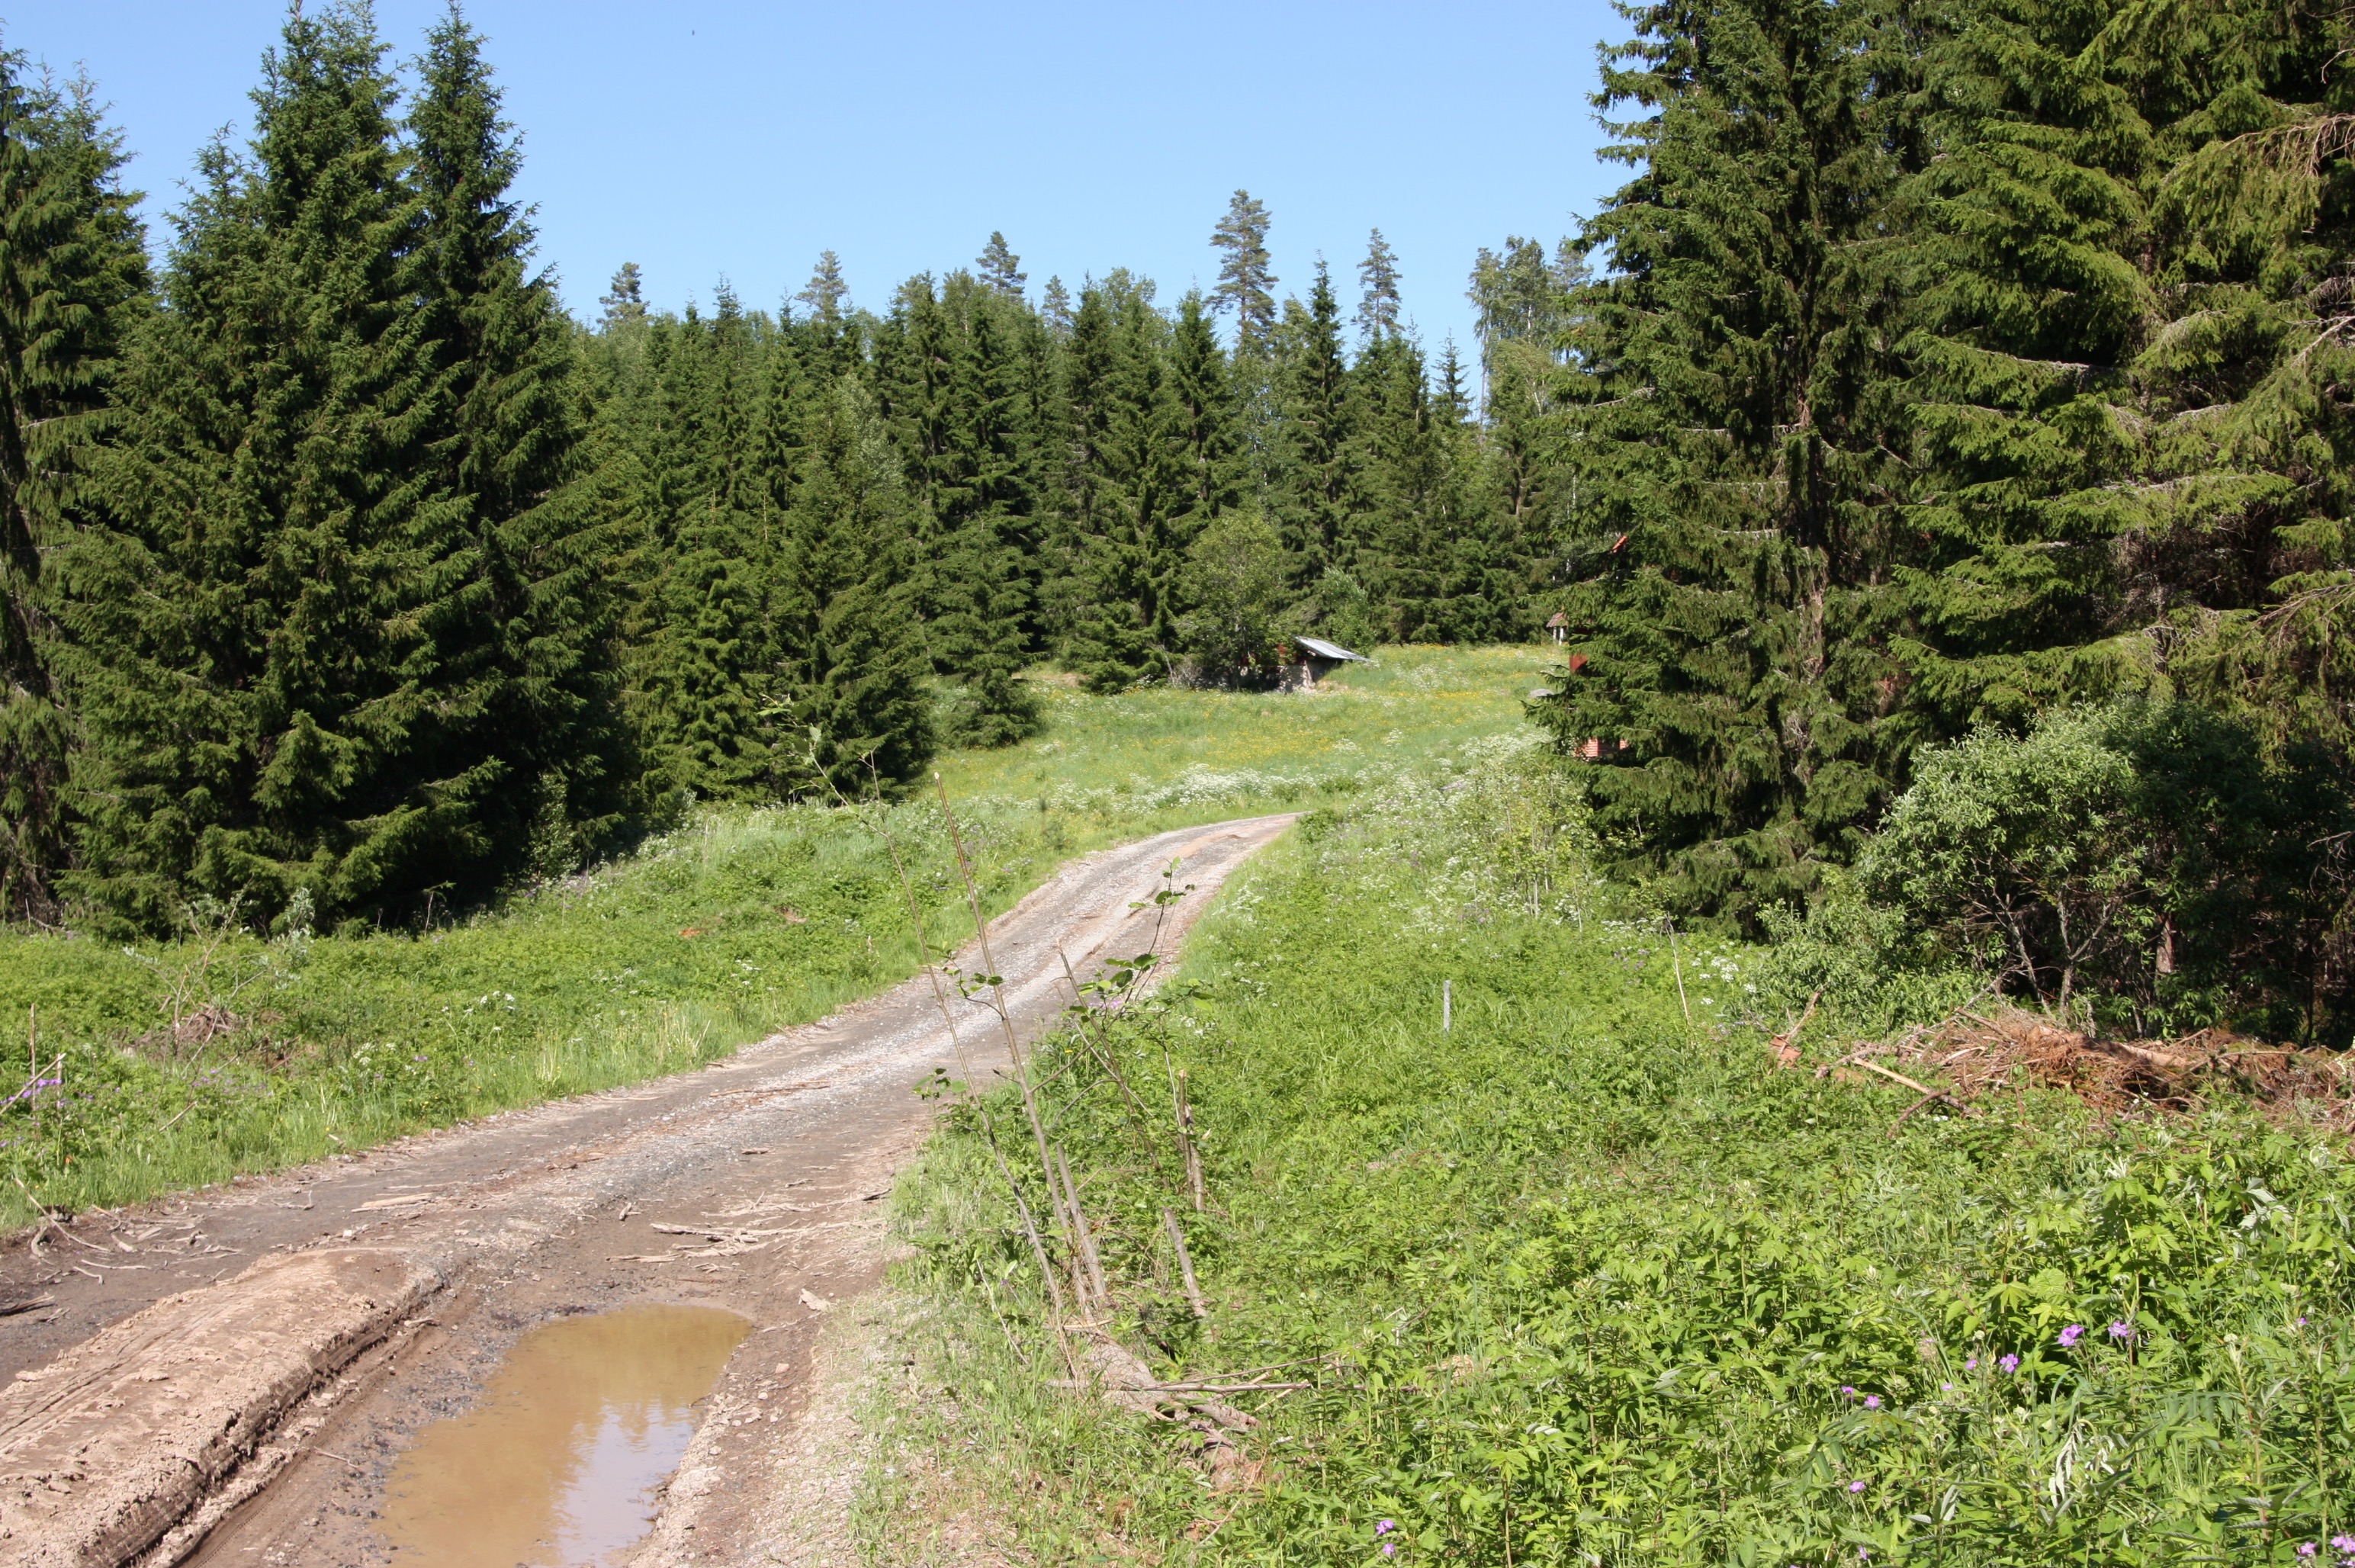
[{"xmin": 7, "ymin": 0, "xmax": 2355, "ymax": 1048}]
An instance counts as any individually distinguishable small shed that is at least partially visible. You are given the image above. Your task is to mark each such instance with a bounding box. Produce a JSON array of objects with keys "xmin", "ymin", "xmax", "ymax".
[
  {"xmin": 1290, "ymin": 635, "xmax": 1370, "ymax": 688},
  {"xmin": 1546, "ymin": 611, "xmax": 1570, "ymax": 644}
]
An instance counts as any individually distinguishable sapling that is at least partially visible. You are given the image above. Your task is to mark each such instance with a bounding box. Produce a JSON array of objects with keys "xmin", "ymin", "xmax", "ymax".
[{"xmin": 936, "ymin": 772, "xmax": 1094, "ymax": 1340}]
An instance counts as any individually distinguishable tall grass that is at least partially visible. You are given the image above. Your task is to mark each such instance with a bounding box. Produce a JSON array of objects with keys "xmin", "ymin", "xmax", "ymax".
[
  {"xmin": 0, "ymin": 799, "xmax": 1048, "ymax": 1223},
  {"xmin": 883, "ymin": 748, "xmax": 2355, "ymax": 1566},
  {"xmin": 0, "ymin": 645, "xmax": 1551, "ymax": 1225}
]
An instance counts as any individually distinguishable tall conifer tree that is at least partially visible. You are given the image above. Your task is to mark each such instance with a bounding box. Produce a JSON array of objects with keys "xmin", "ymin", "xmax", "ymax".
[
  {"xmin": 1355, "ymin": 227, "xmax": 1402, "ymax": 339},
  {"xmin": 407, "ymin": 5, "xmax": 626, "ymax": 872},
  {"xmin": 1060, "ymin": 276, "xmax": 1187, "ymax": 689},
  {"xmin": 929, "ymin": 275, "xmax": 1042, "ymax": 744},
  {"xmin": 1209, "ymin": 190, "xmax": 1277, "ymax": 355},
  {"xmin": 1533, "ymin": 0, "xmax": 1919, "ymax": 927},
  {"xmin": 628, "ymin": 293, "xmax": 774, "ymax": 800},
  {"xmin": 67, "ymin": 3, "xmax": 479, "ymax": 931},
  {"xmin": 0, "ymin": 59, "xmax": 146, "ymax": 922},
  {"xmin": 975, "ymin": 231, "xmax": 1026, "ymax": 298},
  {"xmin": 1167, "ymin": 291, "xmax": 1242, "ymax": 522},
  {"xmin": 1272, "ymin": 262, "xmax": 1354, "ymax": 587},
  {"xmin": 771, "ymin": 376, "xmax": 934, "ymax": 795}
]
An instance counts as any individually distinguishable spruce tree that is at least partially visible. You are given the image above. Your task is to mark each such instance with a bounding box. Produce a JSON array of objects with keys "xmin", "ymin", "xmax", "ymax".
[
  {"xmin": 1355, "ymin": 227, "xmax": 1402, "ymax": 339},
  {"xmin": 1420, "ymin": 339, "xmax": 1501, "ymax": 641},
  {"xmin": 929, "ymin": 275, "xmax": 1042, "ymax": 744},
  {"xmin": 1271, "ymin": 262, "xmax": 1354, "ymax": 588},
  {"xmin": 1167, "ymin": 291, "xmax": 1242, "ymax": 522},
  {"xmin": 67, "ymin": 3, "xmax": 475, "ymax": 932},
  {"xmin": 1531, "ymin": 0, "xmax": 1920, "ymax": 928},
  {"xmin": 1348, "ymin": 329, "xmax": 1447, "ymax": 641},
  {"xmin": 1059, "ymin": 275, "xmax": 1186, "ymax": 689},
  {"xmin": 626, "ymin": 292, "xmax": 774, "ymax": 800},
  {"xmin": 599, "ymin": 261, "xmax": 647, "ymax": 330},
  {"xmin": 407, "ymin": 6, "xmax": 626, "ymax": 874},
  {"xmin": 1893, "ymin": 0, "xmax": 2355, "ymax": 760},
  {"xmin": 796, "ymin": 249, "xmax": 850, "ymax": 326},
  {"xmin": 770, "ymin": 375, "xmax": 933, "ymax": 795},
  {"xmin": 1039, "ymin": 275, "xmax": 1074, "ymax": 336},
  {"xmin": 0, "ymin": 59, "xmax": 146, "ymax": 923}
]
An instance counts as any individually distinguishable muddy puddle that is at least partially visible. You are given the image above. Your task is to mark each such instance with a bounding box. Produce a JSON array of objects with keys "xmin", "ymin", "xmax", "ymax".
[{"xmin": 379, "ymin": 1305, "xmax": 750, "ymax": 1566}]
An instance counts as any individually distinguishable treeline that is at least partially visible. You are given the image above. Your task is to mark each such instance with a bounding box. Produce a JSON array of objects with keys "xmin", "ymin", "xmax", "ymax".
[
  {"xmin": 0, "ymin": 5, "xmax": 1543, "ymax": 936},
  {"xmin": 1526, "ymin": 0, "xmax": 2355, "ymax": 1033}
]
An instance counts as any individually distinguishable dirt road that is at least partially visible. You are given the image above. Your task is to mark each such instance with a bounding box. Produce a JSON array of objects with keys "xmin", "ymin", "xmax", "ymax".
[{"xmin": 0, "ymin": 814, "xmax": 1294, "ymax": 1567}]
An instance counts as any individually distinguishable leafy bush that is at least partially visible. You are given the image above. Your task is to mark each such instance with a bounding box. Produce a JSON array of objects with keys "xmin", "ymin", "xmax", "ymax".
[
  {"xmin": 1177, "ymin": 512, "xmax": 1292, "ymax": 687},
  {"xmin": 1865, "ymin": 702, "xmax": 2355, "ymax": 1041}
]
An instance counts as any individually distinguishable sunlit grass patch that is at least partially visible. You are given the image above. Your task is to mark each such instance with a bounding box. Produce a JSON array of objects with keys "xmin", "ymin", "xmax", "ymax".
[{"xmin": 936, "ymin": 644, "xmax": 1551, "ymax": 816}]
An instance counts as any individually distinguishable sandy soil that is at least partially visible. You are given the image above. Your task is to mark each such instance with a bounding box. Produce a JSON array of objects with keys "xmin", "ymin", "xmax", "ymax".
[{"xmin": 0, "ymin": 815, "xmax": 1293, "ymax": 1568}]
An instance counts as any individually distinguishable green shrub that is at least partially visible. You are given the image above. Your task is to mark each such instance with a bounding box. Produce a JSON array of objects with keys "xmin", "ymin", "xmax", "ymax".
[{"xmin": 1865, "ymin": 702, "xmax": 2354, "ymax": 1041}]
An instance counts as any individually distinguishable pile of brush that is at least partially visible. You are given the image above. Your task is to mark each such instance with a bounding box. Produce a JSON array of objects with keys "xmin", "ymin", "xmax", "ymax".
[{"xmin": 1778, "ymin": 998, "xmax": 2355, "ymax": 1127}]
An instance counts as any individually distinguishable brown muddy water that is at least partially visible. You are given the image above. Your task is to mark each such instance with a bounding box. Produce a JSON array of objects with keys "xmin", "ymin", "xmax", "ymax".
[{"xmin": 378, "ymin": 1305, "xmax": 751, "ymax": 1566}]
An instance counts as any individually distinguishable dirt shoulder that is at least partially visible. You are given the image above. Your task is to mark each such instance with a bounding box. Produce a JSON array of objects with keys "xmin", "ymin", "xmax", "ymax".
[{"xmin": 0, "ymin": 814, "xmax": 1293, "ymax": 1568}]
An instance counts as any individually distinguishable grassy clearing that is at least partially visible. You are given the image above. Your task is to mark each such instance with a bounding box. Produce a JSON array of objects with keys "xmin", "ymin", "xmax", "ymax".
[
  {"xmin": 0, "ymin": 644, "xmax": 1546, "ymax": 1226},
  {"xmin": 883, "ymin": 750, "xmax": 2355, "ymax": 1566},
  {"xmin": 937, "ymin": 645, "xmax": 1549, "ymax": 815}
]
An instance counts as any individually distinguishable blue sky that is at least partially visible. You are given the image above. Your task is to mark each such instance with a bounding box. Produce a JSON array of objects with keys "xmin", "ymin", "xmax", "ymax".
[{"xmin": 10, "ymin": 1, "xmax": 1627, "ymax": 354}]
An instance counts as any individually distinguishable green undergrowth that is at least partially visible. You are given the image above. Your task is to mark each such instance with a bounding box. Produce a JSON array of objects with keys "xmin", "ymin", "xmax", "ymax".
[{"xmin": 880, "ymin": 751, "xmax": 2355, "ymax": 1566}]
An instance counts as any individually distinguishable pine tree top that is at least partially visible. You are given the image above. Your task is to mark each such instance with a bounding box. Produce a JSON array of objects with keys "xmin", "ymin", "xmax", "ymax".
[
  {"xmin": 1210, "ymin": 188, "xmax": 1276, "ymax": 354},
  {"xmin": 977, "ymin": 230, "xmax": 1026, "ymax": 297}
]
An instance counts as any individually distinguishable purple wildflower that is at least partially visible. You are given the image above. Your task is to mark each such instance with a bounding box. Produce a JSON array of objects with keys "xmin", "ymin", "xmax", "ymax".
[
  {"xmin": 1841, "ymin": 1384, "xmax": 1856, "ymax": 1398},
  {"xmin": 1376, "ymin": 1521, "xmax": 1395, "ymax": 1536},
  {"xmin": 1999, "ymin": 1354, "xmax": 2019, "ymax": 1374},
  {"xmin": 1849, "ymin": 1480, "xmax": 1867, "ymax": 1493},
  {"xmin": 1941, "ymin": 1382, "xmax": 1953, "ymax": 1391},
  {"xmin": 2058, "ymin": 1324, "xmax": 2084, "ymax": 1348},
  {"xmin": 1381, "ymin": 1546, "xmax": 1396, "ymax": 1559},
  {"xmin": 2332, "ymin": 1536, "xmax": 2355, "ymax": 1552},
  {"xmin": 1965, "ymin": 1357, "xmax": 1978, "ymax": 1371},
  {"xmin": 2299, "ymin": 1546, "xmax": 2317, "ymax": 1560},
  {"xmin": 2108, "ymin": 1321, "xmax": 2133, "ymax": 1341},
  {"xmin": 1863, "ymin": 1394, "xmax": 1881, "ymax": 1409}
]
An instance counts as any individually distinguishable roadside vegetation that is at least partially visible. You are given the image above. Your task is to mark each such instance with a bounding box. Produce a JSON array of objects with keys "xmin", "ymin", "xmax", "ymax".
[
  {"xmin": 0, "ymin": 647, "xmax": 1531, "ymax": 1226},
  {"xmin": 875, "ymin": 741, "xmax": 2355, "ymax": 1566}
]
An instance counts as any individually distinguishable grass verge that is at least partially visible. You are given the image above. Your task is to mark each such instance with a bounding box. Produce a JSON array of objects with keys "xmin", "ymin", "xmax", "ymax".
[
  {"xmin": 882, "ymin": 747, "xmax": 2355, "ymax": 1566},
  {"xmin": 0, "ymin": 800, "xmax": 1056, "ymax": 1225}
]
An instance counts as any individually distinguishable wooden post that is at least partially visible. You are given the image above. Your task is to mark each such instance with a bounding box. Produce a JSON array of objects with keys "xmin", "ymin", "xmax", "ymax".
[
  {"xmin": 1443, "ymin": 980, "xmax": 1452, "ymax": 1033},
  {"xmin": 1175, "ymin": 1070, "xmax": 1204, "ymax": 1212},
  {"xmin": 1665, "ymin": 919, "xmax": 1692, "ymax": 1031}
]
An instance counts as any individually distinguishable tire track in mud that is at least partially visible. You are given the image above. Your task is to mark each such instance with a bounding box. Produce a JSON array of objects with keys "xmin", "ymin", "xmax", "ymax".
[{"xmin": 0, "ymin": 814, "xmax": 1294, "ymax": 1567}]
